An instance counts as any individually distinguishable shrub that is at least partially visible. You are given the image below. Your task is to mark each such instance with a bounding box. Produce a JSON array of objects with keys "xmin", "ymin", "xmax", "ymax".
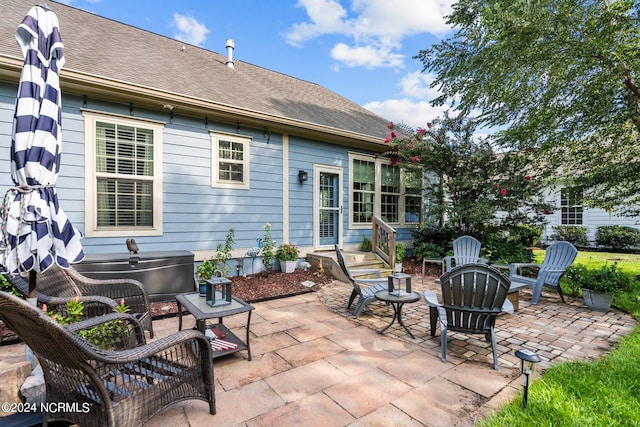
[
  {"xmin": 260, "ymin": 223, "xmax": 276, "ymax": 271},
  {"xmin": 45, "ymin": 298, "xmax": 132, "ymax": 350},
  {"xmin": 411, "ymin": 224, "xmax": 454, "ymax": 254},
  {"xmin": 551, "ymin": 226, "xmax": 588, "ymax": 247},
  {"xmin": 359, "ymin": 236, "xmax": 372, "ymax": 252},
  {"xmin": 596, "ymin": 225, "xmax": 640, "ymax": 250},
  {"xmin": 0, "ymin": 275, "xmax": 20, "ymax": 297},
  {"xmin": 413, "ymin": 242, "xmax": 444, "ymax": 260},
  {"xmin": 564, "ymin": 263, "xmax": 635, "ymax": 295},
  {"xmin": 395, "ymin": 242, "xmax": 405, "ymax": 262},
  {"xmin": 485, "ymin": 240, "xmax": 533, "ymax": 264},
  {"xmin": 510, "ymin": 224, "xmax": 543, "ymax": 247},
  {"xmin": 196, "ymin": 227, "xmax": 236, "ymax": 280}
]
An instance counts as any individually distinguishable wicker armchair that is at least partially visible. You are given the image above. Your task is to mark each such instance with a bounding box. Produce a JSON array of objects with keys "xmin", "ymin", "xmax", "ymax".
[
  {"xmin": 4, "ymin": 264, "xmax": 154, "ymax": 337},
  {"xmin": 0, "ymin": 291, "xmax": 215, "ymax": 426}
]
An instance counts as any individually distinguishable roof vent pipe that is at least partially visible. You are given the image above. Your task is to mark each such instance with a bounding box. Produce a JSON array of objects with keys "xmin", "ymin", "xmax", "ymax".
[{"xmin": 225, "ymin": 39, "xmax": 235, "ymax": 69}]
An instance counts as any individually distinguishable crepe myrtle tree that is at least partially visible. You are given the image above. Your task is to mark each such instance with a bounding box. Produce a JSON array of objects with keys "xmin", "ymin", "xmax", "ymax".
[{"xmin": 382, "ymin": 113, "xmax": 551, "ymax": 252}]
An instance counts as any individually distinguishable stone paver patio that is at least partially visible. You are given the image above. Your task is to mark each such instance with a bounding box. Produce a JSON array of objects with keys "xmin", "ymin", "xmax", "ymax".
[{"xmin": 0, "ymin": 274, "xmax": 636, "ymax": 426}]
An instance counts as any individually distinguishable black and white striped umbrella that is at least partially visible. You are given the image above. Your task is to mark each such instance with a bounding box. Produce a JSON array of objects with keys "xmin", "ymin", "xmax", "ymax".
[{"xmin": 1, "ymin": 5, "xmax": 83, "ymax": 295}]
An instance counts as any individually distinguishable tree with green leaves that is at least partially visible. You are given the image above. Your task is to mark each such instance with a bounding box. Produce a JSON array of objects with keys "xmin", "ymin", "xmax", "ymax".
[
  {"xmin": 418, "ymin": 0, "xmax": 640, "ymax": 215},
  {"xmin": 385, "ymin": 113, "xmax": 550, "ymax": 261}
]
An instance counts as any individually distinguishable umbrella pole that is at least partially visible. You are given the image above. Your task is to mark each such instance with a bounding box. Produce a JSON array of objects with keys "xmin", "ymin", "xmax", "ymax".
[
  {"xmin": 26, "ymin": 270, "xmax": 37, "ymax": 370},
  {"xmin": 28, "ymin": 270, "xmax": 36, "ymax": 299}
]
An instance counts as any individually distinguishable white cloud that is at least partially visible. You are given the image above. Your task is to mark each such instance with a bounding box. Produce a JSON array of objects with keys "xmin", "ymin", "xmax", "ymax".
[
  {"xmin": 172, "ymin": 13, "xmax": 209, "ymax": 47},
  {"xmin": 285, "ymin": 0, "xmax": 454, "ymax": 68},
  {"xmin": 286, "ymin": 0, "xmax": 351, "ymax": 47},
  {"xmin": 364, "ymin": 98, "xmax": 448, "ymax": 129},
  {"xmin": 399, "ymin": 71, "xmax": 441, "ymax": 100},
  {"xmin": 330, "ymin": 43, "xmax": 403, "ymax": 68}
]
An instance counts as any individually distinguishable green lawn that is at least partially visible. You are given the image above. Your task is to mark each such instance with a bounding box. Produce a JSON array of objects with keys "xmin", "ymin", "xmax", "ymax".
[
  {"xmin": 534, "ymin": 249, "xmax": 640, "ymax": 275},
  {"xmin": 481, "ymin": 249, "xmax": 640, "ymax": 427}
]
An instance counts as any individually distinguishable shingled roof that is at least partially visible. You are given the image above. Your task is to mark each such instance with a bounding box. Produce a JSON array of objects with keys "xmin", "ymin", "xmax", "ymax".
[{"xmin": 0, "ymin": 0, "xmax": 392, "ymax": 147}]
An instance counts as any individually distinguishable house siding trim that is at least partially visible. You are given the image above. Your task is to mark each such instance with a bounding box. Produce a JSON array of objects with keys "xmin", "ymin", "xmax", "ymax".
[{"xmin": 282, "ymin": 133, "xmax": 290, "ymax": 244}]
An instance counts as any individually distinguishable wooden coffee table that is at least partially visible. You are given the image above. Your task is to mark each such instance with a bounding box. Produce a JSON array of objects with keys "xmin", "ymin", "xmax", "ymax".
[{"xmin": 176, "ymin": 292, "xmax": 254, "ymax": 360}]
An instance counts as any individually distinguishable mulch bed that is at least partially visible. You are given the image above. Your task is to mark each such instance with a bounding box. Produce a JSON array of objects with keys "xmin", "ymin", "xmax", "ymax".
[
  {"xmin": 0, "ymin": 268, "xmax": 336, "ymax": 344},
  {"xmin": 149, "ymin": 269, "xmax": 336, "ymax": 318}
]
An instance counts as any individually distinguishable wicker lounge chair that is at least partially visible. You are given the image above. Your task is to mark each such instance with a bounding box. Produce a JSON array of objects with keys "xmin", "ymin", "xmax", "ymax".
[
  {"xmin": 0, "ymin": 291, "xmax": 215, "ymax": 426},
  {"xmin": 4, "ymin": 264, "xmax": 154, "ymax": 337},
  {"xmin": 424, "ymin": 263, "xmax": 510, "ymax": 370}
]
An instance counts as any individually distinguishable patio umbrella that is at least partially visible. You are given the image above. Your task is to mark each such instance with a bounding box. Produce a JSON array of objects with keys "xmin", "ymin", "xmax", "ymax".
[{"xmin": 1, "ymin": 5, "xmax": 84, "ymax": 299}]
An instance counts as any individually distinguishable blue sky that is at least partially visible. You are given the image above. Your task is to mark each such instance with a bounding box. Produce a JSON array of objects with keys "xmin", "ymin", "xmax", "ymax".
[{"xmin": 56, "ymin": 0, "xmax": 457, "ymax": 130}]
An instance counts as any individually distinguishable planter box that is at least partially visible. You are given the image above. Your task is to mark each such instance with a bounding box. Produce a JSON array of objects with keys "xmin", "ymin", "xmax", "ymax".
[
  {"xmin": 582, "ymin": 288, "xmax": 613, "ymax": 311},
  {"xmin": 74, "ymin": 251, "xmax": 195, "ymax": 302},
  {"xmin": 280, "ymin": 260, "xmax": 297, "ymax": 273}
]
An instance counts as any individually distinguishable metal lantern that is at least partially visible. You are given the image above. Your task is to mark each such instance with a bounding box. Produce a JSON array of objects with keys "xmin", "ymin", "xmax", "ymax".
[
  {"xmin": 387, "ymin": 273, "xmax": 412, "ymax": 295},
  {"xmin": 206, "ymin": 276, "xmax": 233, "ymax": 307}
]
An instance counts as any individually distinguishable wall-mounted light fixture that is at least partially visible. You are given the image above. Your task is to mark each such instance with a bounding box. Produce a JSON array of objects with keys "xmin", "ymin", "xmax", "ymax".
[
  {"xmin": 515, "ymin": 349, "xmax": 541, "ymax": 409},
  {"xmin": 298, "ymin": 170, "xmax": 308, "ymax": 183}
]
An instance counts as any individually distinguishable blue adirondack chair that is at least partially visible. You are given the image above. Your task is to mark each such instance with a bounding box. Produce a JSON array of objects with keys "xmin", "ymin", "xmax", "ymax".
[
  {"xmin": 335, "ymin": 245, "xmax": 388, "ymax": 318},
  {"xmin": 509, "ymin": 241, "xmax": 578, "ymax": 304},
  {"xmin": 444, "ymin": 236, "xmax": 488, "ymax": 271},
  {"xmin": 424, "ymin": 263, "xmax": 510, "ymax": 370}
]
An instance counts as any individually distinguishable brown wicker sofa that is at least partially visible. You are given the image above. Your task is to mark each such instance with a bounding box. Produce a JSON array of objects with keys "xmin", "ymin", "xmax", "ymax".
[
  {"xmin": 0, "ymin": 291, "xmax": 215, "ymax": 426},
  {"xmin": 4, "ymin": 264, "xmax": 154, "ymax": 337}
]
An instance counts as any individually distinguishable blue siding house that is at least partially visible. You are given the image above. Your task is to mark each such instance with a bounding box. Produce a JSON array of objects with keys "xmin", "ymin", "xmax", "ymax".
[{"xmin": 0, "ymin": 1, "xmax": 420, "ymax": 271}]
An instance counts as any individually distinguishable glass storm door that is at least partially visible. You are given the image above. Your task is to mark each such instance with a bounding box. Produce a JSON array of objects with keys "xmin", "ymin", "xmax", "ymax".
[{"xmin": 314, "ymin": 167, "xmax": 342, "ymax": 249}]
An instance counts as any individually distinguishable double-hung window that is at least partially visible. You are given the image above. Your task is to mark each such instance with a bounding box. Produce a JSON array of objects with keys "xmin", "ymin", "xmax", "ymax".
[
  {"xmin": 84, "ymin": 111, "xmax": 163, "ymax": 237},
  {"xmin": 211, "ymin": 132, "xmax": 251, "ymax": 189},
  {"xmin": 561, "ymin": 188, "xmax": 583, "ymax": 225},
  {"xmin": 352, "ymin": 158, "xmax": 375, "ymax": 223},
  {"xmin": 349, "ymin": 153, "xmax": 423, "ymax": 227}
]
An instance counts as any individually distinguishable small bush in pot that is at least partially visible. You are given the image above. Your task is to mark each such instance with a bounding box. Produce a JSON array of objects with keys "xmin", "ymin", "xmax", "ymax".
[{"xmin": 564, "ymin": 263, "xmax": 635, "ymax": 310}]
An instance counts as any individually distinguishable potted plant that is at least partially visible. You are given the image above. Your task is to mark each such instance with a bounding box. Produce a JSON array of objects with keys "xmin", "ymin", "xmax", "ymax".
[
  {"xmin": 394, "ymin": 242, "xmax": 405, "ymax": 273},
  {"xmin": 276, "ymin": 243, "xmax": 299, "ymax": 273},
  {"xmin": 196, "ymin": 258, "xmax": 218, "ymax": 296},
  {"xmin": 564, "ymin": 263, "xmax": 634, "ymax": 311},
  {"xmin": 45, "ymin": 298, "xmax": 132, "ymax": 350}
]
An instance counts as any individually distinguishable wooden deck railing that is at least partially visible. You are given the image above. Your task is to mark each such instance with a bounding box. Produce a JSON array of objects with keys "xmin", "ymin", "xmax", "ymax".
[{"xmin": 372, "ymin": 215, "xmax": 397, "ymax": 268}]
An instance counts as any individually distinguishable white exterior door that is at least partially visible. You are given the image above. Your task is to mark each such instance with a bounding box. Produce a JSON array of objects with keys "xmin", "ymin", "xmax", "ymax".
[{"xmin": 313, "ymin": 165, "xmax": 343, "ymax": 250}]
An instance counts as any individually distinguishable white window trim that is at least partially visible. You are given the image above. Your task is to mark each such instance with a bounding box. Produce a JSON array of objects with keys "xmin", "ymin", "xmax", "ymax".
[
  {"xmin": 83, "ymin": 110, "xmax": 164, "ymax": 237},
  {"xmin": 560, "ymin": 187, "xmax": 584, "ymax": 226},
  {"xmin": 210, "ymin": 131, "xmax": 251, "ymax": 189},
  {"xmin": 348, "ymin": 152, "xmax": 422, "ymax": 229}
]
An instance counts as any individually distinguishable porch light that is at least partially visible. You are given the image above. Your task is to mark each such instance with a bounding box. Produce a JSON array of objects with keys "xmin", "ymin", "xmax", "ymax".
[{"xmin": 298, "ymin": 170, "xmax": 308, "ymax": 183}]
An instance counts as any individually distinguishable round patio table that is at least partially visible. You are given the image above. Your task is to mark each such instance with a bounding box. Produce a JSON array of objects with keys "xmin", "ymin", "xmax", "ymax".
[{"xmin": 375, "ymin": 290, "xmax": 421, "ymax": 338}]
